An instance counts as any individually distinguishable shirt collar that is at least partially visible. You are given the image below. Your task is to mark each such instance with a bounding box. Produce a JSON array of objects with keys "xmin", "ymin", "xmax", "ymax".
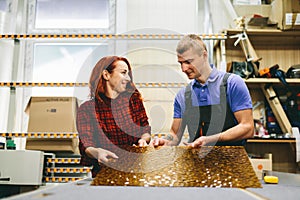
[{"xmin": 192, "ymin": 65, "xmax": 220, "ymax": 87}]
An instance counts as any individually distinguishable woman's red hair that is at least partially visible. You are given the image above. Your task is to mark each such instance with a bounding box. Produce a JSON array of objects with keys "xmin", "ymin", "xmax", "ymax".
[{"xmin": 89, "ymin": 56, "xmax": 138, "ymax": 102}]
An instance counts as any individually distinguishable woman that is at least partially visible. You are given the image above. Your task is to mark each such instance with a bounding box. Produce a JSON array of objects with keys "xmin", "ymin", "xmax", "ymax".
[{"xmin": 77, "ymin": 56, "xmax": 151, "ymax": 177}]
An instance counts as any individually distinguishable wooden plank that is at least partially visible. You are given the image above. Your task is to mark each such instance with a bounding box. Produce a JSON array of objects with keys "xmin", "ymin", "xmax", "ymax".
[
  {"xmin": 247, "ymin": 139, "xmax": 295, "ymax": 143},
  {"xmin": 245, "ymin": 78, "xmax": 300, "ymax": 84},
  {"xmin": 261, "ymin": 84, "xmax": 292, "ymax": 134}
]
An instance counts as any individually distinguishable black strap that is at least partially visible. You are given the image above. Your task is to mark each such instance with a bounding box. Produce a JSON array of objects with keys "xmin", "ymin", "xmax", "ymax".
[
  {"xmin": 184, "ymin": 73, "xmax": 231, "ymax": 116},
  {"xmin": 181, "ymin": 82, "xmax": 193, "ymax": 132},
  {"xmin": 220, "ymin": 73, "xmax": 231, "ymax": 109},
  {"xmin": 182, "ymin": 73, "xmax": 231, "ymax": 141},
  {"xmin": 184, "ymin": 82, "xmax": 192, "ymax": 110}
]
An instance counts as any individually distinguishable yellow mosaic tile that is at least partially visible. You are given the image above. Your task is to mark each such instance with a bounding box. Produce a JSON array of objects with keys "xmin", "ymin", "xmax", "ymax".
[{"xmin": 91, "ymin": 146, "xmax": 261, "ymax": 188}]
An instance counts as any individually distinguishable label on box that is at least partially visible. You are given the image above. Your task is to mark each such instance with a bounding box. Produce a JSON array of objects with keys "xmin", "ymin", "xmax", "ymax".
[
  {"xmin": 285, "ymin": 13, "xmax": 300, "ymax": 25},
  {"xmin": 233, "ymin": 0, "xmax": 261, "ymax": 5},
  {"xmin": 293, "ymin": 127, "xmax": 300, "ymax": 162}
]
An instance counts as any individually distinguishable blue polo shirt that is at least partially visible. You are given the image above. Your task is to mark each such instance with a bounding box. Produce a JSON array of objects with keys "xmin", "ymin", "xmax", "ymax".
[{"xmin": 173, "ymin": 66, "xmax": 253, "ymax": 118}]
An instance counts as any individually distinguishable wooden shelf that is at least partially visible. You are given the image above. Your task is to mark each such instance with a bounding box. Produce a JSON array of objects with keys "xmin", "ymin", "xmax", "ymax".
[
  {"xmin": 218, "ymin": 29, "xmax": 300, "ymax": 72},
  {"xmin": 244, "ymin": 78, "xmax": 300, "ymax": 84},
  {"xmin": 225, "ymin": 29, "xmax": 300, "ymax": 47},
  {"xmin": 244, "ymin": 78, "xmax": 300, "ymax": 89},
  {"xmin": 247, "ymin": 138, "xmax": 295, "ymax": 143}
]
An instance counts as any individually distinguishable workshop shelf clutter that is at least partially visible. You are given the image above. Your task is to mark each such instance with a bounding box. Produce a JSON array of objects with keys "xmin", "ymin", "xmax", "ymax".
[{"xmin": 217, "ymin": 7, "xmax": 300, "ymax": 173}]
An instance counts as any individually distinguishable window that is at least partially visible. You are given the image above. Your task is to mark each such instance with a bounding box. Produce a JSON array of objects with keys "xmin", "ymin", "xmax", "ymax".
[
  {"xmin": 24, "ymin": 40, "xmax": 112, "ymax": 99},
  {"xmin": 27, "ymin": 0, "xmax": 116, "ymax": 34}
]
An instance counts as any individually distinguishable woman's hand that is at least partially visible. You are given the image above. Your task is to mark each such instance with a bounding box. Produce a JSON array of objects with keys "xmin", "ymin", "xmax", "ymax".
[
  {"xmin": 86, "ymin": 147, "xmax": 118, "ymax": 164},
  {"xmin": 137, "ymin": 138, "xmax": 149, "ymax": 147},
  {"xmin": 136, "ymin": 133, "xmax": 151, "ymax": 147},
  {"xmin": 92, "ymin": 148, "xmax": 118, "ymax": 164}
]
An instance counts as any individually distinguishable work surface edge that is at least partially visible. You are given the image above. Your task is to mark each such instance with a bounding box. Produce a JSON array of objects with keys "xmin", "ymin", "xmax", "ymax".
[{"xmin": 4, "ymin": 178, "xmax": 300, "ymax": 200}]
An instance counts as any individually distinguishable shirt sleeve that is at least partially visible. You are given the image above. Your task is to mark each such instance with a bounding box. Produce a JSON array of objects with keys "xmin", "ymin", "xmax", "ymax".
[
  {"xmin": 76, "ymin": 101, "xmax": 97, "ymax": 149},
  {"xmin": 76, "ymin": 101, "xmax": 98, "ymax": 166},
  {"xmin": 227, "ymin": 74, "xmax": 253, "ymax": 112},
  {"xmin": 173, "ymin": 87, "xmax": 186, "ymax": 118},
  {"xmin": 130, "ymin": 92, "xmax": 151, "ymax": 137}
]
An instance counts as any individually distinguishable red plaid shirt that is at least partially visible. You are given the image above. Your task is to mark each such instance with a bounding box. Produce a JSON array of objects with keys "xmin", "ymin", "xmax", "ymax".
[{"xmin": 77, "ymin": 91, "xmax": 151, "ymax": 176}]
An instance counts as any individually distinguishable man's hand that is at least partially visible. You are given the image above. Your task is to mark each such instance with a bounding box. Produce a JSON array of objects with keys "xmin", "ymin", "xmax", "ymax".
[
  {"xmin": 183, "ymin": 136, "xmax": 208, "ymax": 148},
  {"xmin": 149, "ymin": 137, "xmax": 170, "ymax": 147}
]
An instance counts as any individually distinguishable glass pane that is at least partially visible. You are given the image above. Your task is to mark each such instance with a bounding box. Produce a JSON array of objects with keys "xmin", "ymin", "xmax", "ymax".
[
  {"xmin": 35, "ymin": 0, "xmax": 109, "ymax": 29},
  {"xmin": 30, "ymin": 42, "xmax": 108, "ymax": 98}
]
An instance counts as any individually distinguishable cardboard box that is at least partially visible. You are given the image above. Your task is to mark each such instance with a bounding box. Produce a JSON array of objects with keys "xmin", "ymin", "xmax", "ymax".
[
  {"xmin": 249, "ymin": 154, "xmax": 272, "ymax": 179},
  {"xmin": 234, "ymin": 5, "xmax": 271, "ymax": 17},
  {"xmin": 26, "ymin": 138, "xmax": 79, "ymax": 153},
  {"xmin": 269, "ymin": 0, "xmax": 300, "ymax": 30},
  {"xmin": 233, "ymin": 0, "xmax": 262, "ymax": 5},
  {"xmin": 25, "ymin": 96, "xmax": 78, "ymax": 152},
  {"xmin": 25, "ymin": 96, "xmax": 78, "ymax": 132},
  {"xmin": 234, "ymin": 5, "xmax": 276, "ymax": 29}
]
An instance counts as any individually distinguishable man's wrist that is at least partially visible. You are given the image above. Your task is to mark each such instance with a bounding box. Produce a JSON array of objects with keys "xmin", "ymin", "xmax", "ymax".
[
  {"xmin": 163, "ymin": 133, "xmax": 174, "ymax": 141},
  {"xmin": 218, "ymin": 132, "xmax": 224, "ymax": 142}
]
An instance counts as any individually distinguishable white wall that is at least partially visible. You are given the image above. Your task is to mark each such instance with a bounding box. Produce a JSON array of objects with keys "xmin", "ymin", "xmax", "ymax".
[
  {"xmin": 209, "ymin": 0, "xmax": 238, "ymax": 33},
  {"xmin": 115, "ymin": 0, "xmax": 199, "ymax": 133},
  {"xmin": 126, "ymin": 0, "xmax": 198, "ymax": 34},
  {"xmin": 0, "ymin": 40, "xmax": 14, "ymax": 132}
]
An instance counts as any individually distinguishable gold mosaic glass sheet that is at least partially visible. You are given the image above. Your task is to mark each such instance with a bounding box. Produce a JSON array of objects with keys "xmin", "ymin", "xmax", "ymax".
[{"xmin": 91, "ymin": 146, "xmax": 261, "ymax": 188}]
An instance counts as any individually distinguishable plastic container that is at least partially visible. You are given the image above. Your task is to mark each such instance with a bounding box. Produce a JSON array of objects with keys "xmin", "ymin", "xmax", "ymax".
[{"xmin": 6, "ymin": 138, "xmax": 16, "ymax": 150}]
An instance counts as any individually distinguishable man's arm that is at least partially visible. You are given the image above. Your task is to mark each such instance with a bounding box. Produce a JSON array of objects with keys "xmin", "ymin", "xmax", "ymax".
[
  {"xmin": 151, "ymin": 118, "xmax": 186, "ymax": 146},
  {"xmin": 186, "ymin": 109, "xmax": 254, "ymax": 147},
  {"xmin": 219, "ymin": 109, "xmax": 254, "ymax": 141}
]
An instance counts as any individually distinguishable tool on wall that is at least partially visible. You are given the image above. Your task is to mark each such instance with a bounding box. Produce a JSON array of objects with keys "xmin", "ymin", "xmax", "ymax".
[
  {"xmin": 259, "ymin": 64, "xmax": 288, "ymax": 87},
  {"xmin": 260, "ymin": 64, "xmax": 299, "ymax": 128},
  {"xmin": 230, "ymin": 17, "xmax": 261, "ymax": 77}
]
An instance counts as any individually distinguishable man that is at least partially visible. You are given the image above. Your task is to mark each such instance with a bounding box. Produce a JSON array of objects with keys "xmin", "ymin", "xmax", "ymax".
[{"xmin": 153, "ymin": 34, "xmax": 254, "ymax": 147}]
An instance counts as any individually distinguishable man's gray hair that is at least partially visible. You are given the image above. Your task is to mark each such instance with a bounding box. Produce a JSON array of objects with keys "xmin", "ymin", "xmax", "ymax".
[{"xmin": 176, "ymin": 34, "xmax": 207, "ymax": 56}]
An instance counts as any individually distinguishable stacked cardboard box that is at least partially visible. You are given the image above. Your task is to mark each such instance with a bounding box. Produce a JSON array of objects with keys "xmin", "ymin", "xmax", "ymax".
[
  {"xmin": 25, "ymin": 96, "xmax": 79, "ymax": 153},
  {"xmin": 269, "ymin": 0, "xmax": 300, "ymax": 30}
]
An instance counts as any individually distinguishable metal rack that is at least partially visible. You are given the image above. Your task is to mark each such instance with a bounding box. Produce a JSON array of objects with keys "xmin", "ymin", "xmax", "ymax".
[
  {"xmin": 0, "ymin": 33, "xmax": 226, "ymax": 40},
  {"xmin": 0, "ymin": 32, "xmax": 227, "ymax": 183}
]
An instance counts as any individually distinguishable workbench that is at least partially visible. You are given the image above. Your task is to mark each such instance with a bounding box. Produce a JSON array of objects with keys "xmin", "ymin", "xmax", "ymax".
[
  {"xmin": 4, "ymin": 175, "xmax": 300, "ymax": 200},
  {"xmin": 4, "ymin": 147, "xmax": 300, "ymax": 199}
]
